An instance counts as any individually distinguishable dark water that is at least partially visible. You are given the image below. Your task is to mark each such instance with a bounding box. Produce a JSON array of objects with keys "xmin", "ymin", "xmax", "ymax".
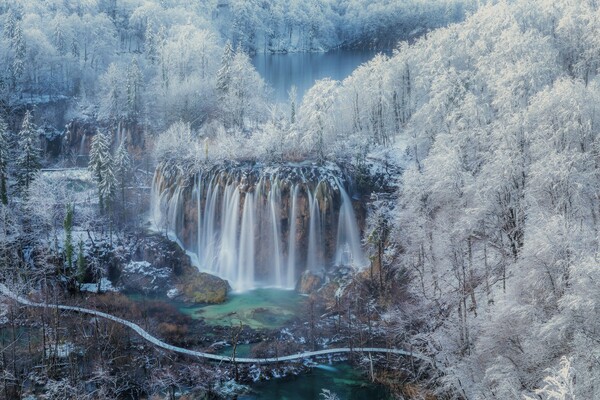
[
  {"xmin": 251, "ymin": 50, "xmax": 380, "ymax": 103},
  {"xmin": 241, "ymin": 363, "xmax": 391, "ymax": 400}
]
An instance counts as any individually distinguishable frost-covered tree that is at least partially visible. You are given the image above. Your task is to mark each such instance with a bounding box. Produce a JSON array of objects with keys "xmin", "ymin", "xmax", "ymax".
[
  {"xmin": 126, "ymin": 57, "xmax": 143, "ymax": 122},
  {"xmin": 154, "ymin": 121, "xmax": 197, "ymax": 163},
  {"xmin": 0, "ymin": 117, "xmax": 9, "ymax": 205},
  {"xmin": 11, "ymin": 21, "xmax": 26, "ymax": 88},
  {"xmin": 88, "ymin": 131, "xmax": 114, "ymax": 212},
  {"xmin": 525, "ymin": 357, "xmax": 575, "ymax": 400},
  {"xmin": 221, "ymin": 47, "xmax": 267, "ymax": 128},
  {"xmin": 216, "ymin": 40, "xmax": 235, "ymax": 99},
  {"xmin": 114, "ymin": 141, "xmax": 132, "ymax": 207},
  {"xmin": 288, "ymin": 85, "xmax": 297, "ymax": 125},
  {"xmin": 99, "ymin": 63, "xmax": 125, "ymax": 122},
  {"xmin": 98, "ymin": 153, "xmax": 116, "ymax": 212},
  {"xmin": 14, "ymin": 111, "xmax": 41, "ymax": 193},
  {"xmin": 298, "ymin": 78, "xmax": 338, "ymax": 161}
]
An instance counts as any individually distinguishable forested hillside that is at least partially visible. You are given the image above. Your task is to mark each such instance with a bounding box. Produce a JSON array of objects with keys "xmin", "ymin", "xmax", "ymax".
[
  {"xmin": 344, "ymin": 1, "xmax": 599, "ymax": 398},
  {"xmin": 213, "ymin": 0, "xmax": 480, "ymax": 52}
]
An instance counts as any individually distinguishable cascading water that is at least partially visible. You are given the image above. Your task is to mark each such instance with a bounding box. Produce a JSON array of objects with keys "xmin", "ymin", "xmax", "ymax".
[
  {"xmin": 286, "ymin": 185, "xmax": 299, "ymax": 289},
  {"xmin": 151, "ymin": 163, "xmax": 367, "ymax": 291}
]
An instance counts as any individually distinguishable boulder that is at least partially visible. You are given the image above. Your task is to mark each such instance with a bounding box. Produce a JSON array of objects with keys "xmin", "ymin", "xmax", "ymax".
[{"xmin": 177, "ymin": 272, "xmax": 230, "ymax": 304}]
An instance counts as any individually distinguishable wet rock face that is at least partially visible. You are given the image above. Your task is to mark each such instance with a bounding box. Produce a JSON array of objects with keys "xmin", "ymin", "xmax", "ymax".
[
  {"xmin": 151, "ymin": 161, "xmax": 367, "ymax": 291},
  {"xmin": 296, "ymin": 270, "xmax": 324, "ymax": 294},
  {"xmin": 64, "ymin": 119, "xmax": 146, "ymax": 164}
]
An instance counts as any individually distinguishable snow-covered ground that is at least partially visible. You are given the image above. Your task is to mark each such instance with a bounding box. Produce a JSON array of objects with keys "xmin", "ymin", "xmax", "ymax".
[{"xmin": 80, "ymin": 278, "xmax": 117, "ymax": 293}]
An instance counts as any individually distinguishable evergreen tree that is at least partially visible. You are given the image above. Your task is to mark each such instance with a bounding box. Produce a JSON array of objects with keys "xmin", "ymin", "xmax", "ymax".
[
  {"xmin": 15, "ymin": 111, "xmax": 41, "ymax": 193},
  {"xmin": 0, "ymin": 117, "xmax": 9, "ymax": 205},
  {"xmin": 3, "ymin": 9, "xmax": 16, "ymax": 40},
  {"xmin": 126, "ymin": 57, "xmax": 143, "ymax": 121},
  {"xmin": 88, "ymin": 131, "xmax": 108, "ymax": 183},
  {"xmin": 11, "ymin": 22, "xmax": 26, "ymax": 86},
  {"xmin": 99, "ymin": 153, "xmax": 116, "ymax": 209},
  {"xmin": 114, "ymin": 141, "xmax": 132, "ymax": 207},
  {"xmin": 88, "ymin": 131, "xmax": 114, "ymax": 212},
  {"xmin": 216, "ymin": 40, "xmax": 235, "ymax": 98}
]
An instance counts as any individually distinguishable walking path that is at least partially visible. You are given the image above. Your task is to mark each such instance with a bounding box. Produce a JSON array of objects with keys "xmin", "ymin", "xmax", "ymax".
[{"xmin": 0, "ymin": 283, "xmax": 433, "ymax": 365}]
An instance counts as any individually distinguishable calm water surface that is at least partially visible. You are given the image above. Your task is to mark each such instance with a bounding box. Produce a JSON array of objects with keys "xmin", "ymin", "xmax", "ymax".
[{"xmin": 252, "ymin": 50, "xmax": 381, "ymax": 103}]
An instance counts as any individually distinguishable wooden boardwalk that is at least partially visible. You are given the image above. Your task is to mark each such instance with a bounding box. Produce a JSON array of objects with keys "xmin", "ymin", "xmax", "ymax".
[{"xmin": 0, "ymin": 283, "xmax": 433, "ymax": 365}]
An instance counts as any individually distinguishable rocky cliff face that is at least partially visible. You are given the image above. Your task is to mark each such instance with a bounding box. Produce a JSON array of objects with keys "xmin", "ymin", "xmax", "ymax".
[{"xmin": 151, "ymin": 161, "xmax": 367, "ymax": 291}]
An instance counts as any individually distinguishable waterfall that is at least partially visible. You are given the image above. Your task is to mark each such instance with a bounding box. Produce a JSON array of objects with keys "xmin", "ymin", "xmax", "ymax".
[
  {"xmin": 307, "ymin": 189, "xmax": 322, "ymax": 271},
  {"xmin": 286, "ymin": 185, "xmax": 299, "ymax": 289},
  {"xmin": 218, "ymin": 184, "xmax": 240, "ymax": 281},
  {"xmin": 268, "ymin": 179, "xmax": 284, "ymax": 286},
  {"xmin": 78, "ymin": 134, "xmax": 87, "ymax": 156},
  {"xmin": 334, "ymin": 178, "xmax": 368, "ymax": 268},
  {"xmin": 151, "ymin": 164, "xmax": 367, "ymax": 291},
  {"xmin": 238, "ymin": 193, "xmax": 255, "ymax": 291}
]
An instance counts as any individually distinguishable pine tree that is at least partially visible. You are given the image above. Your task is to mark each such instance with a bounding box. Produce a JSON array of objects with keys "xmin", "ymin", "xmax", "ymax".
[
  {"xmin": 114, "ymin": 141, "xmax": 131, "ymax": 207},
  {"xmin": 88, "ymin": 131, "xmax": 109, "ymax": 183},
  {"xmin": 15, "ymin": 111, "xmax": 41, "ymax": 193},
  {"xmin": 11, "ymin": 22, "xmax": 26, "ymax": 86},
  {"xmin": 3, "ymin": 10, "xmax": 16, "ymax": 40},
  {"xmin": 88, "ymin": 131, "xmax": 114, "ymax": 212},
  {"xmin": 0, "ymin": 116, "xmax": 9, "ymax": 205},
  {"xmin": 126, "ymin": 57, "xmax": 143, "ymax": 121},
  {"xmin": 216, "ymin": 41, "xmax": 235, "ymax": 98},
  {"xmin": 99, "ymin": 154, "xmax": 116, "ymax": 209}
]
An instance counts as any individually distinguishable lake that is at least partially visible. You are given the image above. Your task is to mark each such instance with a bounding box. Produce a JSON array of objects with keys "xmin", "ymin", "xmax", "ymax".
[{"xmin": 252, "ymin": 50, "xmax": 381, "ymax": 103}]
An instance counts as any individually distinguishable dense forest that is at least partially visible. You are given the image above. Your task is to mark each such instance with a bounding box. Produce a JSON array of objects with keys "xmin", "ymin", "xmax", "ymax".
[{"xmin": 0, "ymin": 0, "xmax": 598, "ymax": 399}]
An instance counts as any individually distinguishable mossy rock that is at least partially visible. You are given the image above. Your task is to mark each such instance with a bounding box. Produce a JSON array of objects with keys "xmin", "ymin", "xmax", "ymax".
[{"xmin": 177, "ymin": 272, "xmax": 230, "ymax": 304}]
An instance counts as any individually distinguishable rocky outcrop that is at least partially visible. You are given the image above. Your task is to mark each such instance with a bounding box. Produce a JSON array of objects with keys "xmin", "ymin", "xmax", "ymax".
[{"xmin": 121, "ymin": 233, "xmax": 229, "ymax": 304}]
